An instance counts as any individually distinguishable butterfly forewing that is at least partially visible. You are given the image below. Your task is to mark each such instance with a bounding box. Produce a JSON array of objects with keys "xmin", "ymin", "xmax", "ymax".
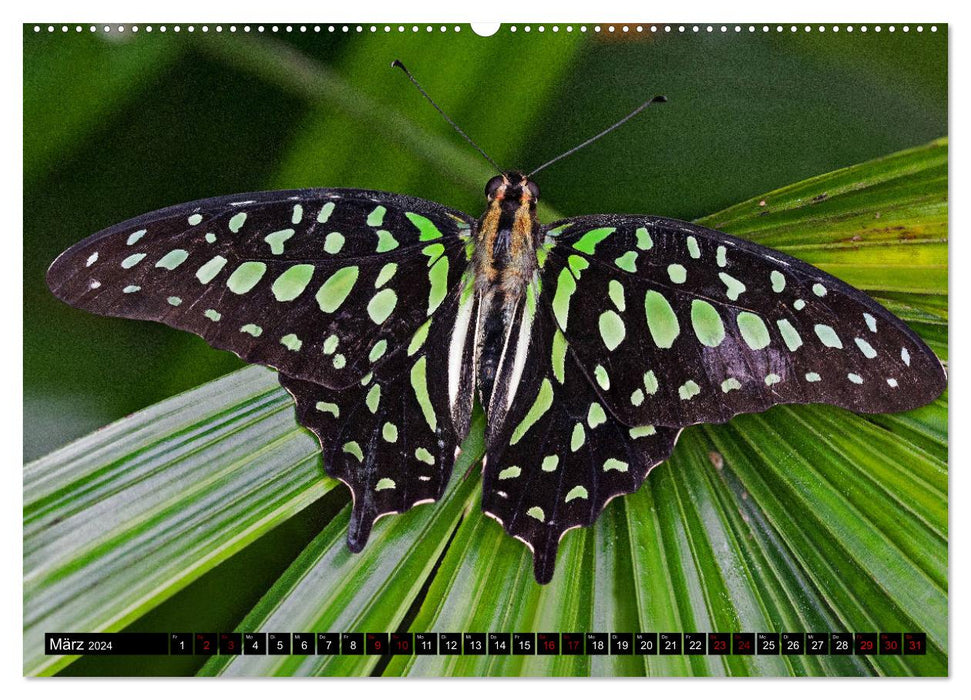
[
  {"xmin": 47, "ymin": 188, "xmax": 473, "ymax": 390},
  {"xmin": 47, "ymin": 187, "xmax": 477, "ymax": 553},
  {"xmin": 539, "ymin": 215, "xmax": 946, "ymax": 430}
]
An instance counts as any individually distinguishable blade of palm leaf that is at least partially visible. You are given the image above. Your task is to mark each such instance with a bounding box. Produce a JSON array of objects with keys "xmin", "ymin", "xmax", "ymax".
[
  {"xmin": 383, "ymin": 509, "xmax": 592, "ymax": 677},
  {"xmin": 699, "ymin": 428, "xmax": 896, "ymax": 675},
  {"xmin": 865, "ymin": 393, "xmax": 948, "ymax": 460},
  {"xmin": 698, "ymin": 139, "xmax": 946, "ymax": 232},
  {"xmin": 703, "ymin": 440, "xmax": 874, "ymax": 675},
  {"xmin": 757, "ymin": 408, "xmax": 947, "ymax": 644},
  {"xmin": 622, "ymin": 471, "xmax": 696, "ymax": 676},
  {"xmin": 799, "ymin": 253, "xmax": 946, "ymax": 294},
  {"xmin": 790, "ymin": 408, "xmax": 947, "ymax": 548},
  {"xmin": 648, "ymin": 456, "xmax": 729, "ymax": 677},
  {"xmin": 382, "ymin": 496, "xmax": 618, "ymax": 677},
  {"xmin": 585, "ymin": 504, "xmax": 647, "ymax": 677},
  {"xmin": 689, "ymin": 431, "xmax": 879, "ymax": 675},
  {"xmin": 704, "ymin": 415, "xmax": 946, "ymax": 673},
  {"xmin": 198, "ymin": 413, "xmax": 485, "ymax": 677},
  {"xmin": 877, "ymin": 291, "xmax": 949, "ymax": 320},
  {"xmin": 23, "ymin": 367, "xmax": 333, "ymax": 677},
  {"xmin": 708, "ymin": 420, "xmax": 947, "ymax": 676},
  {"xmin": 716, "ymin": 180, "xmax": 946, "ymax": 248},
  {"xmin": 377, "ymin": 501, "xmax": 526, "ymax": 676},
  {"xmin": 516, "ymin": 532, "xmax": 593, "ymax": 676},
  {"xmin": 643, "ymin": 436, "xmax": 764, "ymax": 675},
  {"xmin": 697, "ymin": 138, "xmax": 947, "ymax": 302}
]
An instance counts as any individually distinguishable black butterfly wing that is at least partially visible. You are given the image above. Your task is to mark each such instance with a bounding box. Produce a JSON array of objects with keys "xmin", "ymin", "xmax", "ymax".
[
  {"xmin": 481, "ymin": 287, "xmax": 682, "ymax": 584},
  {"xmin": 280, "ymin": 289, "xmax": 467, "ymax": 550},
  {"xmin": 539, "ymin": 214, "xmax": 946, "ymax": 430},
  {"xmin": 47, "ymin": 188, "xmax": 472, "ymax": 390},
  {"xmin": 48, "ymin": 188, "xmax": 478, "ymax": 552}
]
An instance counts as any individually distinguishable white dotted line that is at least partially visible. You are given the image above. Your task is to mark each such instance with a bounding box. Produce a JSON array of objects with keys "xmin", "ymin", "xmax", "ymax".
[
  {"xmin": 30, "ymin": 24, "xmax": 469, "ymax": 34},
  {"xmin": 31, "ymin": 24, "xmax": 940, "ymax": 34}
]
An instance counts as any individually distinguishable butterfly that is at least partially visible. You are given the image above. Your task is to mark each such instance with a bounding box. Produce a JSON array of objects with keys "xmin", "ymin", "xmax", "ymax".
[{"xmin": 45, "ymin": 66, "xmax": 947, "ymax": 585}]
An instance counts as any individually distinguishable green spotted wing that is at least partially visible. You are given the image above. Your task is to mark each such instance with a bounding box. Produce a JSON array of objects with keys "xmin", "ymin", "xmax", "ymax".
[
  {"xmin": 480, "ymin": 213, "xmax": 946, "ymax": 583},
  {"xmin": 47, "ymin": 188, "xmax": 476, "ymax": 548},
  {"xmin": 538, "ymin": 214, "xmax": 946, "ymax": 430},
  {"xmin": 481, "ymin": 300, "xmax": 683, "ymax": 583}
]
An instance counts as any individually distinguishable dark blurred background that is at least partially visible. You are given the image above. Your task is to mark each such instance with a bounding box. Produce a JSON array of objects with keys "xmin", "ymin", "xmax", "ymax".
[{"xmin": 23, "ymin": 24, "xmax": 947, "ymax": 461}]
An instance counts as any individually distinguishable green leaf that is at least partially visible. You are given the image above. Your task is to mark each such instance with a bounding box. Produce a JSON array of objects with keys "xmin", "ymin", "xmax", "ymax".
[
  {"xmin": 23, "ymin": 367, "xmax": 333, "ymax": 676},
  {"xmin": 24, "ymin": 122, "xmax": 946, "ymax": 677},
  {"xmin": 23, "ymin": 30, "xmax": 183, "ymax": 186}
]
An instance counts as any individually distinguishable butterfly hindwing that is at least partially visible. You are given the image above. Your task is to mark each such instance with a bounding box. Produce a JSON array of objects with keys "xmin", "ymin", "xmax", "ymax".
[
  {"xmin": 539, "ymin": 215, "xmax": 946, "ymax": 430},
  {"xmin": 281, "ymin": 290, "xmax": 465, "ymax": 550},
  {"xmin": 482, "ymin": 296, "xmax": 682, "ymax": 584},
  {"xmin": 46, "ymin": 188, "xmax": 473, "ymax": 390}
]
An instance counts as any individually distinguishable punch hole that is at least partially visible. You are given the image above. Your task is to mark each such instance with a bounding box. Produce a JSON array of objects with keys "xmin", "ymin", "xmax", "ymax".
[{"xmin": 471, "ymin": 23, "xmax": 500, "ymax": 36}]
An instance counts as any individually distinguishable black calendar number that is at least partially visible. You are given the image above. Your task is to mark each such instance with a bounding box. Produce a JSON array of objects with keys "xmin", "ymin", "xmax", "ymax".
[
  {"xmin": 904, "ymin": 633, "xmax": 926, "ymax": 655},
  {"xmin": 635, "ymin": 633, "xmax": 658, "ymax": 655},
  {"xmin": 879, "ymin": 633, "xmax": 901, "ymax": 655},
  {"xmin": 757, "ymin": 632, "xmax": 779, "ymax": 655},
  {"xmin": 243, "ymin": 633, "xmax": 266, "ymax": 655},
  {"xmin": 170, "ymin": 633, "xmax": 192, "ymax": 656},
  {"xmin": 316, "ymin": 633, "xmax": 339, "ymax": 654},
  {"xmin": 684, "ymin": 633, "xmax": 706, "ymax": 655},
  {"xmin": 415, "ymin": 633, "xmax": 437, "ymax": 655},
  {"xmin": 341, "ymin": 633, "xmax": 363, "ymax": 655},
  {"xmin": 855, "ymin": 633, "xmax": 878, "ymax": 655},
  {"xmin": 513, "ymin": 633, "xmax": 535, "ymax": 655},
  {"xmin": 806, "ymin": 633, "xmax": 828, "ymax": 655},
  {"xmin": 366, "ymin": 633, "xmax": 388, "ymax": 655},
  {"xmin": 488, "ymin": 633, "xmax": 510, "ymax": 655},
  {"xmin": 781, "ymin": 633, "xmax": 804, "ymax": 655},
  {"xmin": 732, "ymin": 633, "xmax": 754, "ymax": 655},
  {"xmin": 219, "ymin": 632, "xmax": 241, "ymax": 655},
  {"xmin": 561, "ymin": 633, "xmax": 584, "ymax": 655},
  {"xmin": 708, "ymin": 633, "xmax": 730, "ymax": 655},
  {"xmin": 586, "ymin": 633, "xmax": 608, "ymax": 655},
  {"xmin": 268, "ymin": 633, "xmax": 290, "ymax": 655},
  {"xmin": 610, "ymin": 633, "xmax": 633, "ymax": 655},
  {"xmin": 292, "ymin": 633, "xmax": 314, "ymax": 654},
  {"xmin": 195, "ymin": 632, "xmax": 217, "ymax": 655},
  {"xmin": 831, "ymin": 633, "xmax": 853, "ymax": 655},
  {"xmin": 538, "ymin": 633, "xmax": 559, "ymax": 655},
  {"xmin": 464, "ymin": 633, "xmax": 486, "ymax": 655},
  {"xmin": 659, "ymin": 633, "xmax": 682, "ymax": 655},
  {"xmin": 439, "ymin": 633, "xmax": 461, "ymax": 655},
  {"xmin": 390, "ymin": 633, "xmax": 412, "ymax": 655}
]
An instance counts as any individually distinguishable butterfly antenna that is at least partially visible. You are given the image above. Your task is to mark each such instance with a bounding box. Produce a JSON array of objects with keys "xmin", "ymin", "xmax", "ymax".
[
  {"xmin": 528, "ymin": 95, "xmax": 668, "ymax": 177},
  {"xmin": 392, "ymin": 60, "xmax": 503, "ymax": 174}
]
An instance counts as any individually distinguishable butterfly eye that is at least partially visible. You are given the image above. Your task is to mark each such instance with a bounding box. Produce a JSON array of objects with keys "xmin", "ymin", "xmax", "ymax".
[
  {"xmin": 526, "ymin": 180, "xmax": 540, "ymax": 201},
  {"xmin": 485, "ymin": 175, "xmax": 505, "ymax": 199}
]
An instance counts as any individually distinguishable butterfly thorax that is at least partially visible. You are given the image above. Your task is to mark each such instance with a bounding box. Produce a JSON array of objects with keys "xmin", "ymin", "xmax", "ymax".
[{"xmin": 472, "ymin": 172, "xmax": 541, "ymax": 412}]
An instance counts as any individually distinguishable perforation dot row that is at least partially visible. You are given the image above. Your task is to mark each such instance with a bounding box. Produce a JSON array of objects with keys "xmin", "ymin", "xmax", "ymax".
[{"xmin": 32, "ymin": 24, "xmax": 939, "ymax": 35}]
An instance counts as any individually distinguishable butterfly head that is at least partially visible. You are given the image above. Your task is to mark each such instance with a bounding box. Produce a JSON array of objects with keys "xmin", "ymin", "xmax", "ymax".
[{"xmin": 485, "ymin": 172, "xmax": 540, "ymax": 210}]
